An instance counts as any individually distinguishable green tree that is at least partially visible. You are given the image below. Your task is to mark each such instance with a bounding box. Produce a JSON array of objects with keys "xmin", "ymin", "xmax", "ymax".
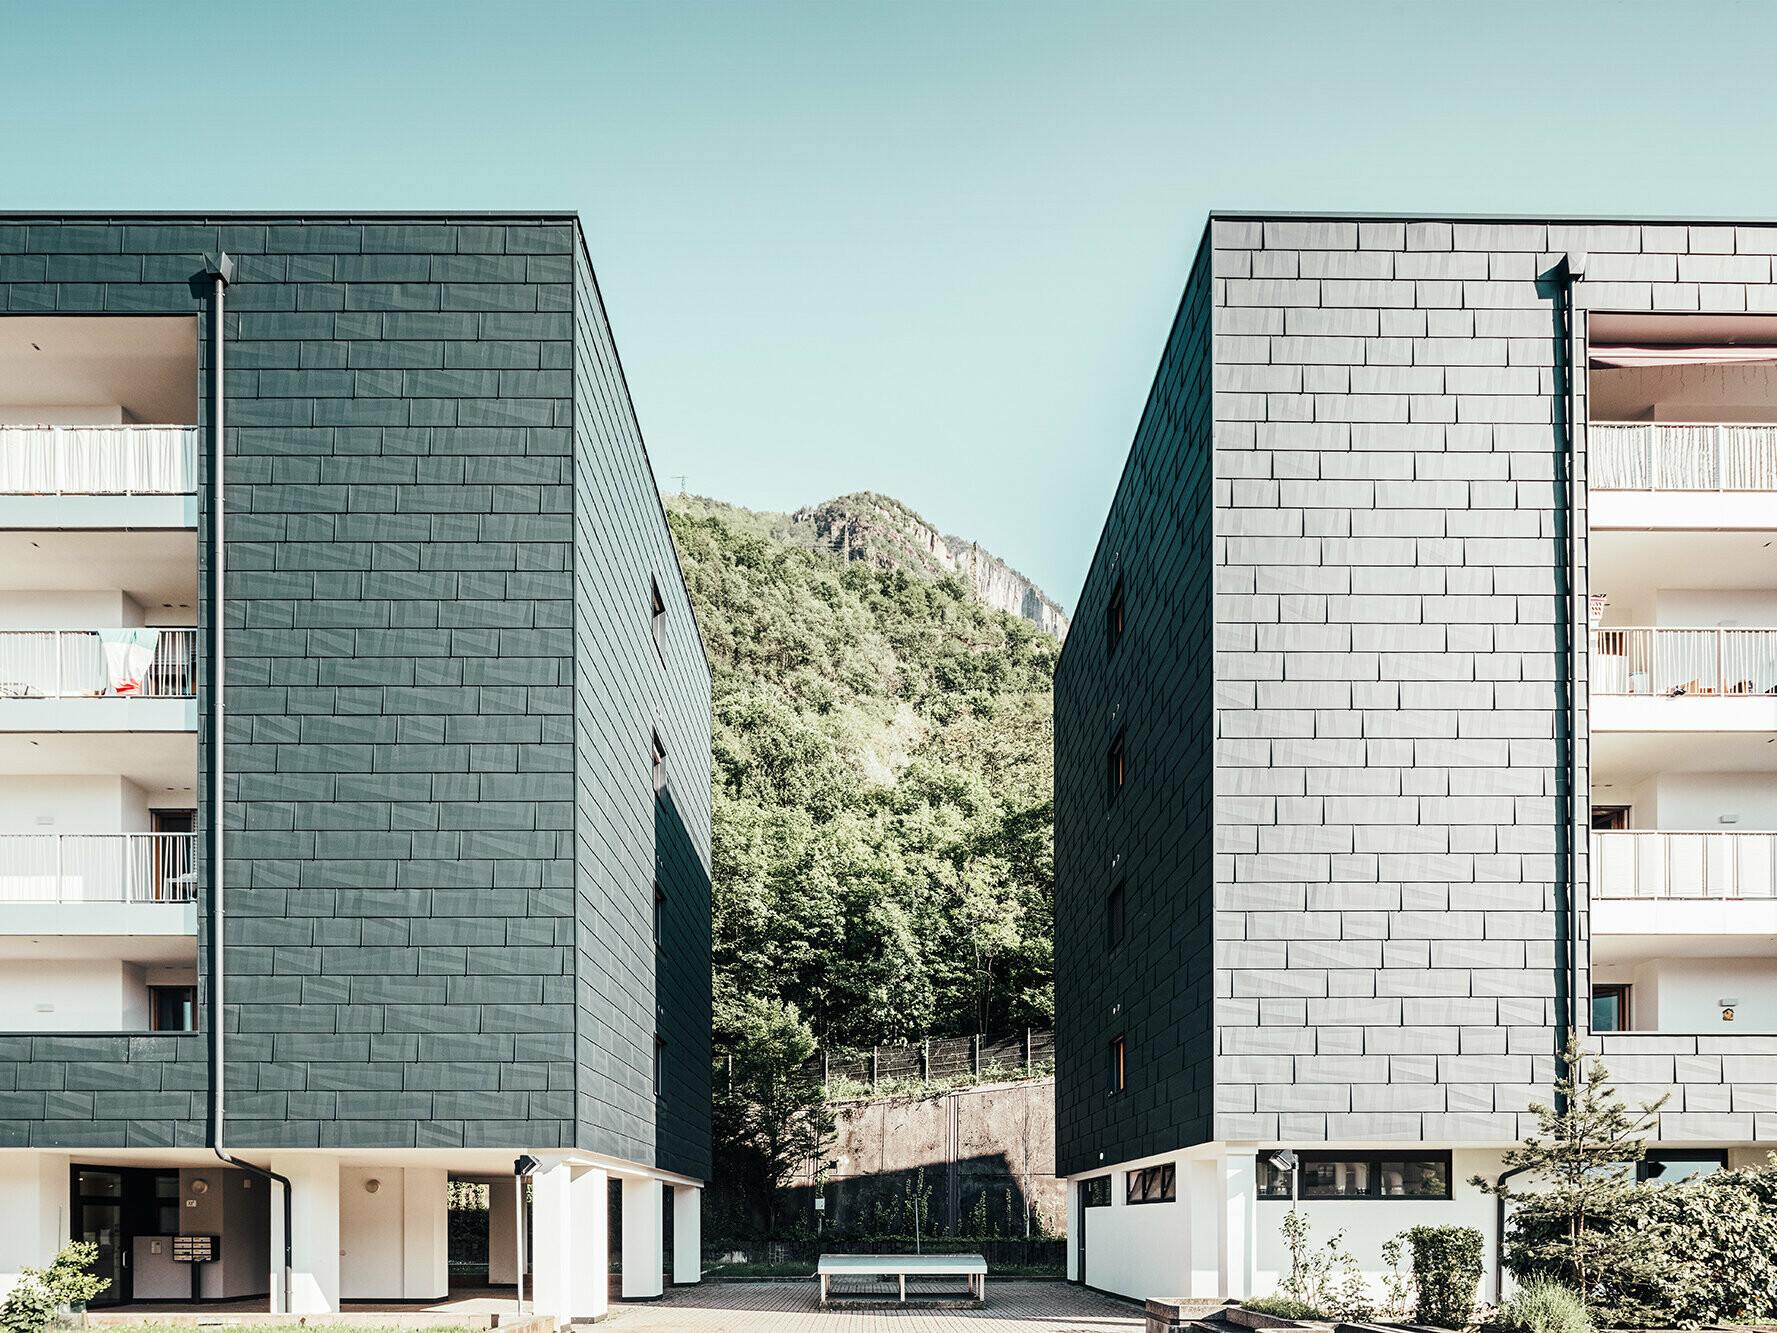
[
  {"xmin": 712, "ymin": 995, "xmax": 836, "ymax": 1231},
  {"xmin": 1475, "ymin": 1036, "xmax": 1669, "ymax": 1304}
]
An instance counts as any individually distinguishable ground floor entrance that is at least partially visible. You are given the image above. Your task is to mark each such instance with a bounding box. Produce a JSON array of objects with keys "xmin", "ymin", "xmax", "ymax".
[{"xmin": 0, "ymin": 1148, "xmax": 704, "ymax": 1322}]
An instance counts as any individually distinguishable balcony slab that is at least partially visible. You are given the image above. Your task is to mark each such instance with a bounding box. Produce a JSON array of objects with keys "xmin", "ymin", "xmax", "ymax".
[
  {"xmin": 1592, "ymin": 490, "xmax": 1777, "ymax": 531},
  {"xmin": 0, "ymin": 495, "xmax": 196, "ymax": 531},
  {"xmin": 1593, "ymin": 899, "xmax": 1777, "ymax": 947},
  {"xmin": 0, "ymin": 699, "xmax": 196, "ymax": 732},
  {"xmin": 1592, "ymin": 694, "xmax": 1777, "ymax": 732},
  {"xmin": 0, "ymin": 906, "xmax": 197, "ymax": 945}
]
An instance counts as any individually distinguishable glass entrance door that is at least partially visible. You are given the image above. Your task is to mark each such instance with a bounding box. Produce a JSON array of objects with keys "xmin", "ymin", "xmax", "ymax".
[{"xmin": 73, "ymin": 1170, "xmax": 127, "ymax": 1306}]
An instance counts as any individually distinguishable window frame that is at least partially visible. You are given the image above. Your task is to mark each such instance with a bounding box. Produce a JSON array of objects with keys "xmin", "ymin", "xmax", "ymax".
[
  {"xmin": 1106, "ymin": 579, "xmax": 1125, "ymax": 660},
  {"xmin": 1592, "ymin": 982, "xmax": 1631, "ymax": 1033},
  {"xmin": 1106, "ymin": 882, "xmax": 1126, "ymax": 951},
  {"xmin": 1127, "ymin": 1163, "xmax": 1176, "ymax": 1206},
  {"xmin": 1638, "ymin": 1150, "xmax": 1727, "ymax": 1184},
  {"xmin": 1255, "ymin": 1150, "xmax": 1454, "ymax": 1202},
  {"xmin": 1108, "ymin": 1035, "xmax": 1125, "ymax": 1094},
  {"xmin": 1107, "ymin": 732, "xmax": 1125, "ymax": 805},
  {"xmin": 651, "ymin": 575, "xmax": 667, "ymax": 661},
  {"xmin": 652, "ymin": 729, "xmax": 668, "ymax": 792},
  {"xmin": 148, "ymin": 984, "xmax": 196, "ymax": 1033},
  {"xmin": 1081, "ymin": 1175, "xmax": 1112, "ymax": 1208}
]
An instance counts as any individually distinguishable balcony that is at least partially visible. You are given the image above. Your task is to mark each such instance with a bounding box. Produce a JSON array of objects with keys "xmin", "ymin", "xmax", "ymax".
[
  {"xmin": 0, "ymin": 425, "xmax": 198, "ymax": 529},
  {"xmin": 0, "ymin": 628, "xmax": 196, "ymax": 731},
  {"xmin": 1591, "ymin": 627, "xmax": 1777, "ymax": 731},
  {"xmin": 1590, "ymin": 423, "xmax": 1777, "ymax": 529},
  {"xmin": 0, "ymin": 831, "xmax": 196, "ymax": 939}
]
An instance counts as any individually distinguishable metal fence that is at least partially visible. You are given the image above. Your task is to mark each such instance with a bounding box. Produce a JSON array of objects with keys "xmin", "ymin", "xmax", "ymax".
[
  {"xmin": 0, "ymin": 628, "xmax": 196, "ymax": 699},
  {"xmin": 1591, "ymin": 422, "xmax": 1777, "ymax": 491},
  {"xmin": 1592, "ymin": 627, "xmax": 1777, "ymax": 697},
  {"xmin": 798, "ymin": 1029, "xmax": 1056, "ymax": 1089},
  {"xmin": 0, "ymin": 832, "xmax": 197, "ymax": 903},
  {"xmin": 0, "ymin": 425, "xmax": 198, "ymax": 495},
  {"xmin": 1593, "ymin": 831, "xmax": 1777, "ymax": 900}
]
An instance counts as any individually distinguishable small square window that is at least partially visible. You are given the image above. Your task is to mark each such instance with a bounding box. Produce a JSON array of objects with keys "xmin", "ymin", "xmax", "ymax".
[
  {"xmin": 1081, "ymin": 1176, "xmax": 1112, "ymax": 1208},
  {"xmin": 651, "ymin": 576, "xmax": 667, "ymax": 659},
  {"xmin": 652, "ymin": 730, "xmax": 667, "ymax": 792},
  {"xmin": 1106, "ymin": 884, "xmax": 1125, "ymax": 950},
  {"xmin": 1107, "ymin": 580, "xmax": 1125, "ymax": 659},
  {"xmin": 1108, "ymin": 1035, "xmax": 1125, "ymax": 1094}
]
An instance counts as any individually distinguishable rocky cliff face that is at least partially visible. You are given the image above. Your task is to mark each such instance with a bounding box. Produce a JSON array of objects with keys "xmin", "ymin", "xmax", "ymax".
[{"xmin": 790, "ymin": 493, "xmax": 1070, "ymax": 639}]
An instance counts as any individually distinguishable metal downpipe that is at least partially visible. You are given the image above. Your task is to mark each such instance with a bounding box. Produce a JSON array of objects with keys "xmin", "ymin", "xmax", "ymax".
[{"xmin": 201, "ymin": 254, "xmax": 295, "ymax": 1313}]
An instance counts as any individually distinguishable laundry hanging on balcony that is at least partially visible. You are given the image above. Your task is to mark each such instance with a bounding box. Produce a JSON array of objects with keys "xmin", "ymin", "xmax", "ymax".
[{"xmin": 97, "ymin": 628, "xmax": 160, "ymax": 696}]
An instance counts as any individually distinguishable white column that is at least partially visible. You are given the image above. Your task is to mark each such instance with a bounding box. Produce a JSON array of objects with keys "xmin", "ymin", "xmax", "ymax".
[
  {"xmin": 532, "ymin": 1163, "xmax": 608, "ymax": 1323},
  {"xmin": 1218, "ymin": 1152, "xmax": 1256, "ymax": 1301},
  {"xmin": 268, "ymin": 1153, "xmax": 339, "ymax": 1313},
  {"xmin": 672, "ymin": 1185, "xmax": 700, "ymax": 1285},
  {"xmin": 1063, "ymin": 1179, "xmax": 1080, "ymax": 1282},
  {"xmin": 1188, "ymin": 1157, "xmax": 1220, "ymax": 1298},
  {"xmin": 0, "ymin": 1153, "xmax": 70, "ymax": 1290},
  {"xmin": 487, "ymin": 1177, "xmax": 518, "ymax": 1287},
  {"xmin": 620, "ymin": 1177, "xmax": 663, "ymax": 1300},
  {"xmin": 402, "ymin": 1167, "xmax": 448, "ymax": 1302}
]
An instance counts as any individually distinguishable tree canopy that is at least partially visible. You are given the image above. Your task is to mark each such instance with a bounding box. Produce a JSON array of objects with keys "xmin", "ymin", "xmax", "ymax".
[{"xmin": 667, "ymin": 499, "xmax": 1059, "ymax": 1051}]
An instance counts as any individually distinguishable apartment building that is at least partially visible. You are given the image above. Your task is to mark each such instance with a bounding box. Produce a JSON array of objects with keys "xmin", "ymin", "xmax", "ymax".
[
  {"xmin": 0, "ymin": 214, "xmax": 712, "ymax": 1321},
  {"xmin": 1054, "ymin": 212, "xmax": 1777, "ymax": 1302}
]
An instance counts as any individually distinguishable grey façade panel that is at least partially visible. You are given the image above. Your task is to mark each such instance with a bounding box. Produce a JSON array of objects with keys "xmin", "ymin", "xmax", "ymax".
[
  {"xmin": 1053, "ymin": 229, "xmax": 1217, "ymax": 1178},
  {"xmin": 0, "ymin": 217, "xmax": 705, "ymax": 1162}
]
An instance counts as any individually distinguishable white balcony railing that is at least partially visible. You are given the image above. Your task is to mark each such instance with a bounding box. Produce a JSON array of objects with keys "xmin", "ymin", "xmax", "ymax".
[
  {"xmin": 0, "ymin": 425, "xmax": 197, "ymax": 495},
  {"xmin": 0, "ymin": 832, "xmax": 196, "ymax": 904},
  {"xmin": 1591, "ymin": 627, "xmax": 1777, "ymax": 697},
  {"xmin": 1591, "ymin": 422, "xmax": 1777, "ymax": 491},
  {"xmin": 1593, "ymin": 830, "xmax": 1777, "ymax": 900},
  {"xmin": 0, "ymin": 628, "xmax": 195, "ymax": 700}
]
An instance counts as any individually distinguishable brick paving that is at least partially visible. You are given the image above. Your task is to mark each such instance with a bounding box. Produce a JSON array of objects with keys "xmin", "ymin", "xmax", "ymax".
[{"xmin": 601, "ymin": 1280, "xmax": 1144, "ymax": 1332}]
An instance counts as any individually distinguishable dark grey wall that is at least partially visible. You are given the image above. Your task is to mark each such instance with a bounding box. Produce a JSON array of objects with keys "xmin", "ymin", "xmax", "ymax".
[
  {"xmin": 0, "ymin": 217, "xmax": 711, "ymax": 1171},
  {"xmin": 1053, "ymin": 234, "xmax": 1216, "ymax": 1178}
]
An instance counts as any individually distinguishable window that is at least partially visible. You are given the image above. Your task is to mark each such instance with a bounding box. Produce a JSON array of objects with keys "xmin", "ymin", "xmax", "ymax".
[
  {"xmin": 1593, "ymin": 983, "xmax": 1631, "ymax": 1033},
  {"xmin": 1256, "ymin": 1151, "xmax": 1451, "ymax": 1201},
  {"xmin": 653, "ymin": 1035, "xmax": 665, "ymax": 1098},
  {"xmin": 1127, "ymin": 1163, "xmax": 1176, "ymax": 1205},
  {"xmin": 1107, "ymin": 733, "xmax": 1125, "ymax": 803},
  {"xmin": 651, "ymin": 576, "xmax": 667, "ymax": 659},
  {"xmin": 653, "ymin": 880, "xmax": 666, "ymax": 942},
  {"xmin": 1639, "ymin": 1151, "xmax": 1727, "ymax": 1184},
  {"xmin": 149, "ymin": 985, "xmax": 195, "ymax": 1033},
  {"xmin": 1592, "ymin": 805, "xmax": 1630, "ymax": 831},
  {"xmin": 1108, "ymin": 1036, "xmax": 1125, "ymax": 1094},
  {"xmin": 1081, "ymin": 1176, "xmax": 1112, "ymax": 1208},
  {"xmin": 652, "ymin": 730, "xmax": 667, "ymax": 792},
  {"xmin": 1106, "ymin": 580, "xmax": 1125, "ymax": 659},
  {"xmin": 1106, "ymin": 883, "xmax": 1125, "ymax": 950}
]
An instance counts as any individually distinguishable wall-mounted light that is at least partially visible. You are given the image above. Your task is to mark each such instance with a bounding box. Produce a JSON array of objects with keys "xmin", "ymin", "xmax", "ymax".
[
  {"xmin": 364, "ymin": 1178, "xmax": 381, "ymax": 1195},
  {"xmin": 190, "ymin": 1179, "xmax": 209, "ymax": 1195}
]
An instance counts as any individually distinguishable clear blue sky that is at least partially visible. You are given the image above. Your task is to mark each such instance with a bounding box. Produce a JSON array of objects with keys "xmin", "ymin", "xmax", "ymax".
[{"xmin": 3, "ymin": 0, "xmax": 1773, "ymax": 608}]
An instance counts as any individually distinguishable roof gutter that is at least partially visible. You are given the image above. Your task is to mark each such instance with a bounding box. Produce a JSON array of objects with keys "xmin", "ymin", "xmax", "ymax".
[{"xmin": 200, "ymin": 252, "xmax": 295, "ymax": 1314}]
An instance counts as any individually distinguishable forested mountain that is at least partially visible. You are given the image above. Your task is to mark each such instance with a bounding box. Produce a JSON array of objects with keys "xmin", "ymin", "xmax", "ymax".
[{"xmin": 665, "ymin": 494, "xmax": 1061, "ymax": 1052}]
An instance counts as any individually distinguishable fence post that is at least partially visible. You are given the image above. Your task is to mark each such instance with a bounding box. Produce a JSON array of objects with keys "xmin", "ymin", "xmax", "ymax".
[
  {"xmin": 823, "ymin": 1050, "xmax": 829, "ymax": 1088},
  {"xmin": 973, "ymin": 1034, "xmax": 980, "ymax": 1077},
  {"xmin": 1024, "ymin": 1027, "xmax": 1031, "ymax": 1071},
  {"xmin": 922, "ymin": 1038, "xmax": 930, "ymax": 1084},
  {"xmin": 871, "ymin": 1046, "xmax": 878, "ymax": 1087}
]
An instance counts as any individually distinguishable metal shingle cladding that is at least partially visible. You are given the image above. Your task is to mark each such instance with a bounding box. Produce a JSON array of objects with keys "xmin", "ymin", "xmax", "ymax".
[{"xmin": 0, "ymin": 216, "xmax": 713, "ymax": 1168}]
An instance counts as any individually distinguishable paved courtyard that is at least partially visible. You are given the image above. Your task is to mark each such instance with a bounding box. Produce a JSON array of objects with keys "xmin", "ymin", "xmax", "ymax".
[{"xmin": 600, "ymin": 1281, "xmax": 1144, "ymax": 1332}]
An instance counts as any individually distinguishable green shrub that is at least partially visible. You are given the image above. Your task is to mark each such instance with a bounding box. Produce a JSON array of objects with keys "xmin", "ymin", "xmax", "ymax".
[
  {"xmin": 1241, "ymin": 1293, "xmax": 1318, "ymax": 1320},
  {"xmin": 1497, "ymin": 1277, "xmax": 1590, "ymax": 1333},
  {"xmin": 1404, "ymin": 1224, "xmax": 1483, "ymax": 1328},
  {"xmin": 0, "ymin": 1274, "xmax": 55, "ymax": 1333}
]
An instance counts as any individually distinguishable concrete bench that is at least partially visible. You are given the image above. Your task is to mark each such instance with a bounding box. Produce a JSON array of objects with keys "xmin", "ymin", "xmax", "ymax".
[{"xmin": 816, "ymin": 1253, "xmax": 988, "ymax": 1306}]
